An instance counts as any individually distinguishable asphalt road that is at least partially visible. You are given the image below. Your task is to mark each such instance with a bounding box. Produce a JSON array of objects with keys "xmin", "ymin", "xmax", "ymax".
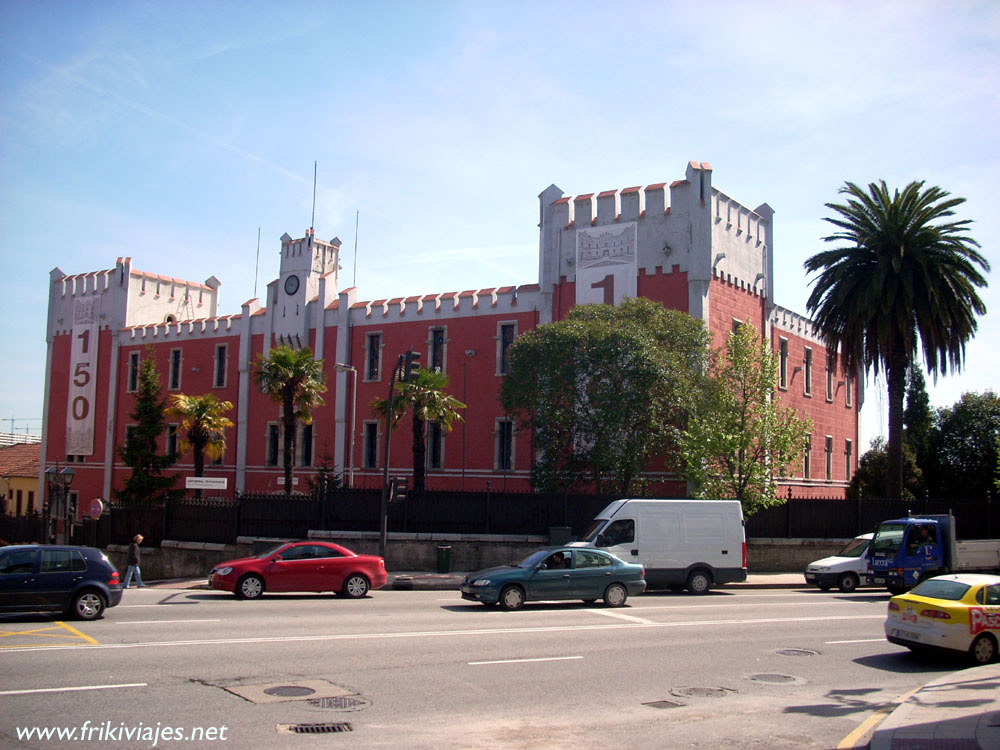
[{"xmin": 0, "ymin": 585, "xmax": 967, "ymax": 749}]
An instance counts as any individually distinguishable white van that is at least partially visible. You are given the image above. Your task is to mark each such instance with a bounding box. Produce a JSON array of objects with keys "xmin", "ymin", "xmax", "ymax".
[
  {"xmin": 803, "ymin": 533, "xmax": 873, "ymax": 593},
  {"xmin": 569, "ymin": 499, "xmax": 747, "ymax": 594}
]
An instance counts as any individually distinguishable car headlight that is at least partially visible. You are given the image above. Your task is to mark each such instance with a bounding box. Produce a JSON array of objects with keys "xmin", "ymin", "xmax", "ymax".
[
  {"xmin": 809, "ymin": 566, "xmax": 828, "ymax": 572},
  {"xmin": 213, "ymin": 566, "xmax": 233, "ymax": 576},
  {"xmin": 471, "ymin": 579, "xmax": 491, "ymax": 587}
]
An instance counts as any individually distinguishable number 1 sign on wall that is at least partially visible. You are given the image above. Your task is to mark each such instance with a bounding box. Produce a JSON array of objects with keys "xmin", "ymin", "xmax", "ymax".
[{"xmin": 66, "ymin": 298, "xmax": 100, "ymax": 456}]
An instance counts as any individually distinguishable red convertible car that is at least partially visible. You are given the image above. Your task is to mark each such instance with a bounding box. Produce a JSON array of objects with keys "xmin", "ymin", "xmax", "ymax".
[{"xmin": 209, "ymin": 541, "xmax": 387, "ymax": 600}]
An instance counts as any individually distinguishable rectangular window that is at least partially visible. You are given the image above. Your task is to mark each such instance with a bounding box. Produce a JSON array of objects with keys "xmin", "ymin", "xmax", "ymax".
[
  {"xmin": 365, "ymin": 333, "xmax": 381, "ymax": 381},
  {"xmin": 804, "ymin": 347, "xmax": 813, "ymax": 396},
  {"xmin": 363, "ymin": 422, "xmax": 379, "ymax": 469},
  {"xmin": 778, "ymin": 338, "xmax": 788, "ymax": 389},
  {"xmin": 266, "ymin": 424, "xmax": 279, "ymax": 467},
  {"xmin": 845, "ymin": 370, "xmax": 853, "ymax": 407},
  {"xmin": 496, "ymin": 419, "xmax": 514, "ymax": 471},
  {"xmin": 166, "ymin": 424, "xmax": 178, "ymax": 458},
  {"xmin": 27, "ymin": 491, "xmax": 34, "ymax": 514},
  {"xmin": 825, "ymin": 435, "xmax": 833, "ymax": 481},
  {"xmin": 428, "ymin": 422, "xmax": 442, "ymax": 469},
  {"xmin": 499, "ymin": 323, "xmax": 516, "ymax": 375},
  {"xmin": 15, "ymin": 489, "xmax": 22, "ymax": 515},
  {"xmin": 299, "ymin": 423, "xmax": 313, "ymax": 467},
  {"xmin": 803, "ymin": 434, "xmax": 812, "ymax": 479},
  {"xmin": 125, "ymin": 424, "xmax": 136, "ymax": 449},
  {"xmin": 826, "ymin": 359, "xmax": 834, "ymax": 402},
  {"xmin": 214, "ymin": 344, "xmax": 228, "ymax": 388},
  {"xmin": 430, "ymin": 328, "xmax": 445, "ymax": 373},
  {"xmin": 128, "ymin": 351, "xmax": 141, "ymax": 392},
  {"xmin": 169, "ymin": 349, "xmax": 182, "ymax": 390},
  {"xmin": 731, "ymin": 318, "xmax": 743, "ymax": 334},
  {"xmin": 845, "ymin": 439, "xmax": 853, "ymax": 480}
]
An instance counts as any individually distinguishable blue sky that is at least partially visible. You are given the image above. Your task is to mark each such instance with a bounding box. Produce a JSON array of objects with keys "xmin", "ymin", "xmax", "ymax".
[{"xmin": 1, "ymin": 0, "xmax": 997, "ymax": 450}]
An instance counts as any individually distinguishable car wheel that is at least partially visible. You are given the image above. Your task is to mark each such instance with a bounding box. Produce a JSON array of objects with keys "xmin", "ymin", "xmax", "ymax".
[
  {"xmin": 686, "ymin": 570, "xmax": 712, "ymax": 595},
  {"xmin": 817, "ymin": 583, "xmax": 833, "ymax": 591},
  {"xmin": 342, "ymin": 574, "xmax": 370, "ymax": 599},
  {"xmin": 969, "ymin": 634, "xmax": 998, "ymax": 665},
  {"xmin": 603, "ymin": 583, "xmax": 628, "ymax": 608},
  {"xmin": 71, "ymin": 590, "xmax": 106, "ymax": 621},
  {"xmin": 837, "ymin": 573, "xmax": 859, "ymax": 593},
  {"xmin": 887, "ymin": 583, "xmax": 907, "ymax": 595},
  {"xmin": 236, "ymin": 574, "xmax": 264, "ymax": 600},
  {"xmin": 581, "ymin": 599, "xmax": 597, "ymax": 605},
  {"xmin": 499, "ymin": 584, "xmax": 525, "ymax": 611}
]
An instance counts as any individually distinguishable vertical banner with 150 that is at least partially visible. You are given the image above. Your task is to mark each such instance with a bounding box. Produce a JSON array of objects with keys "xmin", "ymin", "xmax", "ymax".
[{"xmin": 66, "ymin": 298, "xmax": 100, "ymax": 455}]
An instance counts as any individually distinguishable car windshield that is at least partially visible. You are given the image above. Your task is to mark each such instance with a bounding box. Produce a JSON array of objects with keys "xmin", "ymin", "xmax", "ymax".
[
  {"xmin": 870, "ymin": 523, "xmax": 905, "ymax": 553},
  {"xmin": 511, "ymin": 549, "xmax": 555, "ymax": 568},
  {"xmin": 909, "ymin": 579, "xmax": 970, "ymax": 601},
  {"xmin": 579, "ymin": 519, "xmax": 607, "ymax": 543},
  {"xmin": 254, "ymin": 543, "xmax": 290, "ymax": 559},
  {"xmin": 837, "ymin": 537, "xmax": 869, "ymax": 558}
]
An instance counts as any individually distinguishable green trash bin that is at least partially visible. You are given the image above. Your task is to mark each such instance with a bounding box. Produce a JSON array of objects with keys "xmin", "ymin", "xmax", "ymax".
[{"xmin": 436, "ymin": 545, "xmax": 452, "ymax": 573}]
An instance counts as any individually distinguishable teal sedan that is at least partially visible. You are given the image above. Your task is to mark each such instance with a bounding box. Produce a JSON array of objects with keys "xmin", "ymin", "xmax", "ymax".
[{"xmin": 460, "ymin": 547, "xmax": 646, "ymax": 610}]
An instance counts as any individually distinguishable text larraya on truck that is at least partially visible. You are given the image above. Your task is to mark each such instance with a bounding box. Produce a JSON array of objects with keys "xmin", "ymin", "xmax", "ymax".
[{"xmin": 866, "ymin": 513, "xmax": 1000, "ymax": 594}]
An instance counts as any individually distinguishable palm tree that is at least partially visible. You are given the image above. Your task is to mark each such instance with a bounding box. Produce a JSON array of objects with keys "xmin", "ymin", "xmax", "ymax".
[
  {"xmin": 167, "ymin": 394, "xmax": 234, "ymax": 497},
  {"xmin": 804, "ymin": 180, "xmax": 989, "ymax": 500},
  {"xmin": 371, "ymin": 369, "xmax": 465, "ymax": 493},
  {"xmin": 254, "ymin": 346, "xmax": 327, "ymax": 495}
]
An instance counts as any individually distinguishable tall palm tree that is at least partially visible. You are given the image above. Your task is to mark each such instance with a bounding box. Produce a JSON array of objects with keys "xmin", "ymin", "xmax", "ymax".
[
  {"xmin": 371, "ymin": 368, "xmax": 465, "ymax": 493},
  {"xmin": 167, "ymin": 393, "xmax": 234, "ymax": 497},
  {"xmin": 254, "ymin": 346, "xmax": 327, "ymax": 495},
  {"xmin": 804, "ymin": 180, "xmax": 989, "ymax": 500}
]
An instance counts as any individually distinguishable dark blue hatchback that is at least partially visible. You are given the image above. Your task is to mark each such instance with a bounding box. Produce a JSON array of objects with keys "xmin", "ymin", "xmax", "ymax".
[{"xmin": 0, "ymin": 544, "xmax": 123, "ymax": 620}]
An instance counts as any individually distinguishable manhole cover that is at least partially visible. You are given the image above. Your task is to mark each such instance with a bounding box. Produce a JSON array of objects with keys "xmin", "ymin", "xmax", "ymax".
[
  {"xmin": 751, "ymin": 673, "xmax": 797, "ymax": 683},
  {"xmin": 264, "ymin": 685, "xmax": 317, "ymax": 698},
  {"xmin": 277, "ymin": 722, "xmax": 353, "ymax": 735},
  {"xmin": 671, "ymin": 687, "xmax": 731, "ymax": 699},
  {"xmin": 307, "ymin": 696, "xmax": 372, "ymax": 711},
  {"xmin": 643, "ymin": 699, "xmax": 685, "ymax": 709},
  {"xmin": 776, "ymin": 648, "xmax": 819, "ymax": 657}
]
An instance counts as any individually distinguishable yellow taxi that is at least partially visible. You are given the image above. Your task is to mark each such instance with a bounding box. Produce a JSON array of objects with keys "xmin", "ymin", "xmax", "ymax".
[{"xmin": 885, "ymin": 573, "xmax": 1000, "ymax": 665}]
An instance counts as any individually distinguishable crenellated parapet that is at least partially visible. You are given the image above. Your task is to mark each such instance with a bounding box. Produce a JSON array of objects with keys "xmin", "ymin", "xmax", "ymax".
[
  {"xmin": 122, "ymin": 313, "xmax": 243, "ymax": 341},
  {"xmin": 769, "ymin": 304, "xmax": 825, "ymax": 346},
  {"xmin": 346, "ymin": 284, "xmax": 537, "ymax": 324}
]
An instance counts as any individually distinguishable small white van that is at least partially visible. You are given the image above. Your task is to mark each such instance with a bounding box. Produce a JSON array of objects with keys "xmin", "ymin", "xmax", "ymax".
[
  {"xmin": 569, "ymin": 499, "xmax": 747, "ymax": 594},
  {"xmin": 803, "ymin": 533, "xmax": 873, "ymax": 593}
]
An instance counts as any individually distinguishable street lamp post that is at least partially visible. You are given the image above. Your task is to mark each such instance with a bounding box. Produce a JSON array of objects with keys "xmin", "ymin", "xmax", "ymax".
[{"xmin": 333, "ymin": 363, "xmax": 357, "ymax": 488}]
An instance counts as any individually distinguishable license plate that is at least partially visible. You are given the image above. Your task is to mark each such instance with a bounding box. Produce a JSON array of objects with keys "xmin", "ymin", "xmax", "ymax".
[
  {"xmin": 892, "ymin": 628, "xmax": 920, "ymax": 641},
  {"xmin": 805, "ymin": 573, "xmax": 815, "ymax": 580},
  {"xmin": 461, "ymin": 586, "xmax": 473, "ymax": 595},
  {"xmin": 873, "ymin": 577, "xmax": 885, "ymax": 584}
]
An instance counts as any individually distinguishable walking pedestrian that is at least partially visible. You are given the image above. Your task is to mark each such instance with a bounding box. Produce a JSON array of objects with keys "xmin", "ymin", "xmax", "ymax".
[{"xmin": 123, "ymin": 534, "xmax": 145, "ymax": 588}]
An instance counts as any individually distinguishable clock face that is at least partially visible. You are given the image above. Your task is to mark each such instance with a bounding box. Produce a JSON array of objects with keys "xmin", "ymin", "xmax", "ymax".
[{"xmin": 284, "ymin": 274, "xmax": 300, "ymax": 295}]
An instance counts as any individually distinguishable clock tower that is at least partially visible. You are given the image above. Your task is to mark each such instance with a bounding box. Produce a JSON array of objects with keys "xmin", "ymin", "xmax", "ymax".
[{"xmin": 272, "ymin": 228, "xmax": 341, "ymax": 346}]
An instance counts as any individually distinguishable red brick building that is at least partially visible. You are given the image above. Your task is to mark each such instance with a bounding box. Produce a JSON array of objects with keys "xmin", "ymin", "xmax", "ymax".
[{"xmin": 40, "ymin": 161, "xmax": 859, "ymax": 529}]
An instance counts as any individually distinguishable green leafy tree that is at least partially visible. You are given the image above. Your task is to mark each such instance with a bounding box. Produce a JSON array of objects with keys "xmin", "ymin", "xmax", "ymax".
[
  {"xmin": 501, "ymin": 298, "xmax": 710, "ymax": 494},
  {"xmin": 116, "ymin": 349, "xmax": 178, "ymax": 504},
  {"xmin": 371, "ymin": 368, "xmax": 465, "ymax": 493},
  {"xmin": 254, "ymin": 346, "xmax": 327, "ymax": 496},
  {"xmin": 804, "ymin": 180, "xmax": 989, "ymax": 501},
  {"xmin": 930, "ymin": 391, "xmax": 1000, "ymax": 500},
  {"xmin": 167, "ymin": 393, "xmax": 234, "ymax": 497},
  {"xmin": 679, "ymin": 323, "xmax": 810, "ymax": 515},
  {"xmin": 846, "ymin": 437, "xmax": 923, "ymax": 501}
]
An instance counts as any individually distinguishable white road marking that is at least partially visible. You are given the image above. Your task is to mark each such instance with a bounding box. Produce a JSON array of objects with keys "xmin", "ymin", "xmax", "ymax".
[
  {"xmin": 469, "ymin": 656, "xmax": 583, "ymax": 665},
  {"xmin": 826, "ymin": 638, "xmax": 886, "ymax": 644},
  {"xmin": 0, "ymin": 683, "xmax": 147, "ymax": 696},
  {"xmin": 115, "ymin": 620, "xmax": 220, "ymax": 625},
  {"xmin": 0, "ymin": 614, "xmax": 886, "ymax": 655},
  {"xmin": 587, "ymin": 608, "xmax": 656, "ymax": 624}
]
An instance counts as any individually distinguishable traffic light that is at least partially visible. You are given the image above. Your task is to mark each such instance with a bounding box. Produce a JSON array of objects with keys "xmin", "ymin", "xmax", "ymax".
[{"xmin": 403, "ymin": 350, "xmax": 421, "ymax": 382}]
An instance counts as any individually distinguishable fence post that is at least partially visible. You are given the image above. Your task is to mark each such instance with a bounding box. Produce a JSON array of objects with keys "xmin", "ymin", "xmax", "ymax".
[{"xmin": 235, "ymin": 493, "xmax": 242, "ymax": 541}]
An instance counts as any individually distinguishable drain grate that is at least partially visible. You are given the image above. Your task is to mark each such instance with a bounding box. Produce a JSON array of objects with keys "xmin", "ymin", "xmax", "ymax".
[
  {"xmin": 643, "ymin": 699, "xmax": 685, "ymax": 709},
  {"xmin": 279, "ymin": 722, "xmax": 353, "ymax": 735}
]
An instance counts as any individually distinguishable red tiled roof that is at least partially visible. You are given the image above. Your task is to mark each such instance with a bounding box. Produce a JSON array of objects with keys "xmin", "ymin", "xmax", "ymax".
[{"xmin": 0, "ymin": 443, "xmax": 40, "ymax": 478}]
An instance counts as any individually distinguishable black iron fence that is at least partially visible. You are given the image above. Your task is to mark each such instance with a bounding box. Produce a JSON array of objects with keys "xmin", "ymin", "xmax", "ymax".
[{"xmin": 2, "ymin": 492, "xmax": 997, "ymax": 548}]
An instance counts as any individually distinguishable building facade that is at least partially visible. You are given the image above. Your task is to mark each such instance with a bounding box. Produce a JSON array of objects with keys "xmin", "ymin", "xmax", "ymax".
[{"xmin": 40, "ymin": 162, "xmax": 860, "ymax": 529}]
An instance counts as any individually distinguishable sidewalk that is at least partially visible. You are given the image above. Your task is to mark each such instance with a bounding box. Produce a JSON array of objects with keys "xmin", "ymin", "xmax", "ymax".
[{"xmin": 869, "ymin": 664, "xmax": 1000, "ymax": 750}]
